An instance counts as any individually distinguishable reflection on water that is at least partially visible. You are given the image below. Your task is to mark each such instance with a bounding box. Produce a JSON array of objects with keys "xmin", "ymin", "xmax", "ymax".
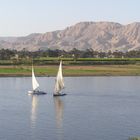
[
  {"xmin": 54, "ymin": 97, "xmax": 64, "ymax": 128},
  {"xmin": 31, "ymin": 95, "xmax": 38, "ymax": 128},
  {"xmin": 54, "ymin": 97, "xmax": 64, "ymax": 140},
  {"xmin": 1, "ymin": 77, "xmax": 140, "ymax": 140}
]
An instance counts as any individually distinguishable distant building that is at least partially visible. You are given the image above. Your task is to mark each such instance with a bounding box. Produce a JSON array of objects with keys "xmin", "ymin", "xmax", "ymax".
[{"xmin": 11, "ymin": 54, "xmax": 19, "ymax": 60}]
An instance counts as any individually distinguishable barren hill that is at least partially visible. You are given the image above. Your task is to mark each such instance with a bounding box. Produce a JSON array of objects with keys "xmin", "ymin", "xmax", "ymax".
[{"xmin": 0, "ymin": 22, "xmax": 140, "ymax": 52}]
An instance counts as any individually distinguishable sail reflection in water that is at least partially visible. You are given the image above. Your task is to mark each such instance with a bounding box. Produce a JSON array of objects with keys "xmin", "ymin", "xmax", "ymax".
[
  {"xmin": 54, "ymin": 97, "xmax": 64, "ymax": 139},
  {"xmin": 31, "ymin": 95, "xmax": 38, "ymax": 128}
]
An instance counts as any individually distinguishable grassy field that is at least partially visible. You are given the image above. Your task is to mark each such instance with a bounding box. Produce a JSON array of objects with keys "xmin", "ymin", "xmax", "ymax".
[
  {"xmin": 0, "ymin": 65, "xmax": 140, "ymax": 76},
  {"xmin": 1, "ymin": 57, "xmax": 140, "ymax": 65},
  {"xmin": 0, "ymin": 57, "xmax": 140, "ymax": 76}
]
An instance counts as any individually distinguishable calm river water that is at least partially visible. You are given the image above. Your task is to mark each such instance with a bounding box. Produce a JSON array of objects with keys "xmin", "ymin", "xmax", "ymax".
[{"xmin": 0, "ymin": 76, "xmax": 140, "ymax": 140}]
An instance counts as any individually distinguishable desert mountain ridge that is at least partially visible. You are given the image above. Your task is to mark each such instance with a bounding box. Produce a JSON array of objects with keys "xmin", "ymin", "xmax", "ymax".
[{"xmin": 0, "ymin": 21, "xmax": 140, "ymax": 52}]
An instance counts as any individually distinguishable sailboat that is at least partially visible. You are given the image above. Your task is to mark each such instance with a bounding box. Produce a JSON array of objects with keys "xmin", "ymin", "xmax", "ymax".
[
  {"xmin": 28, "ymin": 65, "xmax": 47, "ymax": 95},
  {"xmin": 53, "ymin": 61, "xmax": 66, "ymax": 96}
]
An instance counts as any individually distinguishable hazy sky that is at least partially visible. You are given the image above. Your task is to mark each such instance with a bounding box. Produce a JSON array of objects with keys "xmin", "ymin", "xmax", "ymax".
[{"xmin": 0, "ymin": 0, "xmax": 140, "ymax": 36}]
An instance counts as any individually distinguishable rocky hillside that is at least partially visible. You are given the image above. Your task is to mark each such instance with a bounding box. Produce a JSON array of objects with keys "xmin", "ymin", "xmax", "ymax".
[{"xmin": 0, "ymin": 21, "xmax": 140, "ymax": 52}]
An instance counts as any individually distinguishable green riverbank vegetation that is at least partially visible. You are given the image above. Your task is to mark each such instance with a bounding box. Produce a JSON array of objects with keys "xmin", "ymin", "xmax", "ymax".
[
  {"xmin": 0, "ymin": 49, "xmax": 140, "ymax": 76},
  {"xmin": 0, "ymin": 65, "xmax": 140, "ymax": 76}
]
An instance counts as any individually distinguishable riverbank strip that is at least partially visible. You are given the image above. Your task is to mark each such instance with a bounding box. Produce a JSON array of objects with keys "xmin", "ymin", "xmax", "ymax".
[{"xmin": 0, "ymin": 65, "xmax": 140, "ymax": 76}]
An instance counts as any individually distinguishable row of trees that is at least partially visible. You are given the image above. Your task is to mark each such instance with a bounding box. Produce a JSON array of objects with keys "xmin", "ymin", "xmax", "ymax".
[{"xmin": 1, "ymin": 48, "xmax": 140, "ymax": 60}]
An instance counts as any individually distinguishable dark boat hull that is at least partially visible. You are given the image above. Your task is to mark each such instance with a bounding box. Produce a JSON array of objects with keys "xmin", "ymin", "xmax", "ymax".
[
  {"xmin": 33, "ymin": 91, "xmax": 47, "ymax": 95},
  {"xmin": 28, "ymin": 90, "xmax": 47, "ymax": 95},
  {"xmin": 53, "ymin": 93, "xmax": 67, "ymax": 97}
]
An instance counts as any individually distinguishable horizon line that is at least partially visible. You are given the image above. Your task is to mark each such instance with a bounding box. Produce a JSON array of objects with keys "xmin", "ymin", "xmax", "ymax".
[{"xmin": 0, "ymin": 20, "xmax": 139, "ymax": 37}]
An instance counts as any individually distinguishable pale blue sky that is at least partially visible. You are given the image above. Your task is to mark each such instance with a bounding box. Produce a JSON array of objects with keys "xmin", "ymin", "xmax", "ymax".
[{"xmin": 0, "ymin": 0, "xmax": 140, "ymax": 36}]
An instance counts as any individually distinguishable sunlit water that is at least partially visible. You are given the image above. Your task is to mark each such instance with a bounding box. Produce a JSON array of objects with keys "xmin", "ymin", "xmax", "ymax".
[{"xmin": 0, "ymin": 76, "xmax": 140, "ymax": 140}]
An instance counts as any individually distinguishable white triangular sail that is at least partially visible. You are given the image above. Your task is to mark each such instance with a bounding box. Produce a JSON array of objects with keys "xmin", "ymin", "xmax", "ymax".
[
  {"xmin": 32, "ymin": 66, "xmax": 39, "ymax": 91},
  {"xmin": 54, "ymin": 61, "xmax": 64, "ymax": 95}
]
